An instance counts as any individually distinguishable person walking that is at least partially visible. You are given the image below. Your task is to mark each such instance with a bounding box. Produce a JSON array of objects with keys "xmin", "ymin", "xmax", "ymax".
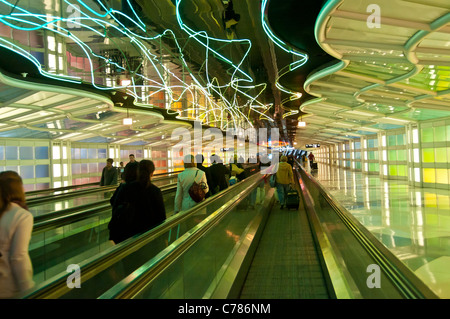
[
  {"xmin": 195, "ymin": 154, "xmax": 212, "ymax": 198},
  {"xmin": 100, "ymin": 158, "xmax": 118, "ymax": 186},
  {"xmin": 108, "ymin": 160, "xmax": 166, "ymax": 244},
  {"xmin": 0, "ymin": 171, "xmax": 34, "ymax": 298},
  {"xmin": 308, "ymin": 152, "xmax": 315, "ymax": 168},
  {"xmin": 275, "ymin": 156, "xmax": 294, "ymax": 209},
  {"xmin": 208, "ymin": 154, "xmax": 229, "ymax": 195},
  {"xmin": 174, "ymin": 155, "xmax": 209, "ymax": 214}
]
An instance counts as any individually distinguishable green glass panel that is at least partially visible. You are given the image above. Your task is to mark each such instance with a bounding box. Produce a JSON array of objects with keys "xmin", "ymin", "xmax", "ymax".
[
  {"xmin": 422, "ymin": 148, "xmax": 435, "ymax": 163},
  {"xmin": 368, "ymin": 151, "xmax": 378, "ymax": 160},
  {"xmin": 389, "ymin": 165, "xmax": 398, "ymax": 176},
  {"xmin": 388, "ymin": 150, "xmax": 397, "ymax": 161},
  {"xmin": 397, "ymin": 150, "xmax": 406, "ymax": 161},
  {"xmin": 355, "ymin": 162, "xmax": 361, "ymax": 169},
  {"xmin": 435, "ymin": 148, "xmax": 447, "ymax": 163},
  {"xmin": 388, "ymin": 135, "xmax": 396, "ymax": 146},
  {"xmin": 397, "ymin": 165, "xmax": 407, "ymax": 177},
  {"xmin": 447, "ymin": 126, "xmax": 450, "ymax": 142},
  {"xmin": 397, "ymin": 134, "xmax": 405, "ymax": 145},
  {"xmin": 421, "ymin": 127, "xmax": 434, "ymax": 143},
  {"xmin": 368, "ymin": 138, "xmax": 378, "ymax": 148},
  {"xmin": 369, "ymin": 163, "xmax": 379, "ymax": 172},
  {"xmin": 434, "ymin": 126, "xmax": 446, "ymax": 142}
]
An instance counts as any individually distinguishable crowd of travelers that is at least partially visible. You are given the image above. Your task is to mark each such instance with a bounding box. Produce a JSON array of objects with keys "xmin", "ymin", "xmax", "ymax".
[{"xmin": 0, "ymin": 149, "xmax": 314, "ymax": 298}]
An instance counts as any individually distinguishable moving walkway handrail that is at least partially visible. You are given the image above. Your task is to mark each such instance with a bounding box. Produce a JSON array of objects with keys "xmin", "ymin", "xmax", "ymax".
[
  {"xmin": 25, "ymin": 171, "xmax": 180, "ymax": 197},
  {"xmin": 26, "ymin": 172, "xmax": 181, "ymax": 206},
  {"xmin": 99, "ymin": 172, "xmax": 265, "ymax": 299},
  {"xmin": 22, "ymin": 170, "xmax": 266, "ymax": 299},
  {"xmin": 296, "ymin": 161, "xmax": 438, "ymax": 299},
  {"xmin": 32, "ymin": 183, "xmax": 177, "ymax": 234}
]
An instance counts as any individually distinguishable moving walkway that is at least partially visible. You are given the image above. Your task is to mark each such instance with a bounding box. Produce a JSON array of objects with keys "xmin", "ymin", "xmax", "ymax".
[{"xmin": 22, "ymin": 163, "xmax": 437, "ymax": 299}]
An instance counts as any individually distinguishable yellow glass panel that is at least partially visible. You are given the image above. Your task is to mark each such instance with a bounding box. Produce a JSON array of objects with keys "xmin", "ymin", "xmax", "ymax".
[
  {"xmin": 423, "ymin": 168, "xmax": 436, "ymax": 183},
  {"xmin": 424, "ymin": 193, "xmax": 437, "ymax": 208},
  {"xmin": 436, "ymin": 169, "xmax": 448, "ymax": 184},
  {"xmin": 435, "ymin": 148, "xmax": 447, "ymax": 163},
  {"xmin": 437, "ymin": 195, "xmax": 449, "ymax": 210}
]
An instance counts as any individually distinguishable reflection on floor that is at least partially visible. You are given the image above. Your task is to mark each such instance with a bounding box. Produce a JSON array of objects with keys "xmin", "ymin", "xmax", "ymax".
[{"xmin": 311, "ymin": 163, "xmax": 450, "ymax": 298}]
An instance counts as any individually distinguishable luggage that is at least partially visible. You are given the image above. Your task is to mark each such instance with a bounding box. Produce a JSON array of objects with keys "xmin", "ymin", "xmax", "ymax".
[
  {"xmin": 311, "ymin": 162, "xmax": 318, "ymax": 170},
  {"xmin": 285, "ymin": 188, "xmax": 300, "ymax": 210}
]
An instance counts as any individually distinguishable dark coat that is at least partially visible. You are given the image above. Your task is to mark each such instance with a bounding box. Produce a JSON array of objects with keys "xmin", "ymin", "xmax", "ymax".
[
  {"xmin": 208, "ymin": 163, "xmax": 230, "ymax": 195},
  {"xmin": 108, "ymin": 181, "xmax": 166, "ymax": 244}
]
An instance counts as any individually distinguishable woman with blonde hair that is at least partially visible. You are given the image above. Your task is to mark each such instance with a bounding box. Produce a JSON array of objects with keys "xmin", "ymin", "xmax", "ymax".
[{"xmin": 0, "ymin": 171, "xmax": 34, "ymax": 298}]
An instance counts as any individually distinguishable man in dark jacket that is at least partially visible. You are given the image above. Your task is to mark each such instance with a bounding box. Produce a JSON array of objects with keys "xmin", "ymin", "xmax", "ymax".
[
  {"xmin": 100, "ymin": 158, "xmax": 118, "ymax": 186},
  {"xmin": 208, "ymin": 154, "xmax": 230, "ymax": 195}
]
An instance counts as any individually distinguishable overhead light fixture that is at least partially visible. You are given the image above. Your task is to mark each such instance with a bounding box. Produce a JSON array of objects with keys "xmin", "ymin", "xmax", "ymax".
[
  {"xmin": 121, "ymin": 79, "xmax": 131, "ymax": 86},
  {"xmin": 298, "ymin": 116, "xmax": 306, "ymax": 127},
  {"xmin": 123, "ymin": 108, "xmax": 132, "ymax": 125}
]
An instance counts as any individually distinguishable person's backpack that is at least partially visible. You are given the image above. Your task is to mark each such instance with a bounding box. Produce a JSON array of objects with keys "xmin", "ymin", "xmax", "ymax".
[{"xmin": 189, "ymin": 170, "xmax": 207, "ymax": 203}]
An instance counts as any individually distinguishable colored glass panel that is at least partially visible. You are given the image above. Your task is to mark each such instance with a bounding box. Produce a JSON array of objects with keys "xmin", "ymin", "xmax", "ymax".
[
  {"xmin": 436, "ymin": 169, "xmax": 448, "ymax": 184},
  {"xmin": 423, "ymin": 168, "xmax": 436, "ymax": 183},
  {"xmin": 434, "ymin": 126, "xmax": 446, "ymax": 142},
  {"xmin": 369, "ymin": 163, "xmax": 379, "ymax": 171},
  {"xmin": 397, "ymin": 134, "xmax": 405, "ymax": 145},
  {"xmin": 5, "ymin": 146, "xmax": 18, "ymax": 160},
  {"xmin": 19, "ymin": 146, "xmax": 33, "ymax": 160},
  {"xmin": 389, "ymin": 165, "xmax": 397, "ymax": 176},
  {"xmin": 435, "ymin": 148, "xmax": 447, "ymax": 163},
  {"xmin": 388, "ymin": 135, "xmax": 396, "ymax": 146},
  {"xmin": 35, "ymin": 165, "xmax": 49, "ymax": 178},
  {"xmin": 397, "ymin": 150, "xmax": 406, "ymax": 161},
  {"xmin": 397, "ymin": 165, "xmax": 407, "ymax": 177},
  {"xmin": 20, "ymin": 165, "xmax": 34, "ymax": 179},
  {"xmin": 422, "ymin": 148, "xmax": 435, "ymax": 163},
  {"xmin": 388, "ymin": 150, "xmax": 397, "ymax": 161},
  {"xmin": 367, "ymin": 138, "xmax": 378, "ymax": 148},
  {"xmin": 421, "ymin": 127, "xmax": 433, "ymax": 143},
  {"xmin": 35, "ymin": 146, "xmax": 49, "ymax": 160}
]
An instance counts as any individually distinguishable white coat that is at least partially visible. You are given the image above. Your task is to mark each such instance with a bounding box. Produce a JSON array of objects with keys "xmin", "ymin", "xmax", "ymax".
[
  {"xmin": 0, "ymin": 203, "xmax": 34, "ymax": 298},
  {"xmin": 174, "ymin": 167, "xmax": 209, "ymax": 213}
]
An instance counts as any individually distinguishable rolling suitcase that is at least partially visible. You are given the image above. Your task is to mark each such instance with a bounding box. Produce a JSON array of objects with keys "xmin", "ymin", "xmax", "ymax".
[{"xmin": 285, "ymin": 188, "xmax": 300, "ymax": 210}]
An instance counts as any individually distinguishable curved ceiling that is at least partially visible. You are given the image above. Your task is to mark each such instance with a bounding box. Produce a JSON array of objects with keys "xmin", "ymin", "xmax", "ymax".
[{"xmin": 0, "ymin": 0, "xmax": 448, "ymax": 147}]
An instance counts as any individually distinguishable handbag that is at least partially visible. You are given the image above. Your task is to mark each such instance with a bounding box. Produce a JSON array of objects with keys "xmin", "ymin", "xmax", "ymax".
[{"xmin": 189, "ymin": 170, "xmax": 207, "ymax": 203}]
